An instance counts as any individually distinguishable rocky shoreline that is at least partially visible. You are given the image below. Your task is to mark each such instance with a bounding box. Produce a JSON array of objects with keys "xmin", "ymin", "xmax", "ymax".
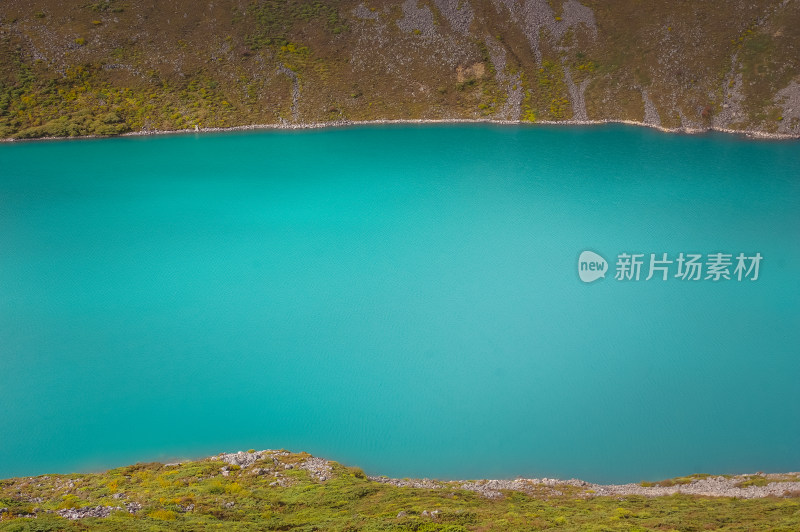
[
  {"xmin": 369, "ymin": 471, "xmax": 800, "ymax": 500},
  {"xmin": 214, "ymin": 451, "xmax": 800, "ymax": 500},
  {"xmin": 2, "ymin": 117, "xmax": 799, "ymax": 144},
  {"xmin": 132, "ymin": 450, "xmax": 800, "ymax": 500},
  {"xmin": 3, "ymin": 1, "xmax": 799, "ymax": 146},
  {"xmin": 2, "ymin": 450, "xmax": 798, "ymax": 525}
]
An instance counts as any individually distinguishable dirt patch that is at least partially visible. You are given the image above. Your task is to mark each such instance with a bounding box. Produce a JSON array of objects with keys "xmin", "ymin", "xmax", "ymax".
[{"xmin": 456, "ymin": 62, "xmax": 486, "ymax": 82}]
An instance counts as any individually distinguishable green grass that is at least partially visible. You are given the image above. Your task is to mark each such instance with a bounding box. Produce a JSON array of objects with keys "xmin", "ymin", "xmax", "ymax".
[
  {"xmin": 245, "ymin": 0, "xmax": 347, "ymax": 50},
  {"xmin": 640, "ymin": 473, "xmax": 717, "ymax": 487},
  {"xmin": 1, "ymin": 452, "xmax": 799, "ymax": 531},
  {"xmin": 735, "ymin": 474, "xmax": 800, "ymax": 489}
]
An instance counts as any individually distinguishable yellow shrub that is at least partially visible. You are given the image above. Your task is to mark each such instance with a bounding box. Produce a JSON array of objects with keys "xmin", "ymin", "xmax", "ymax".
[
  {"xmin": 149, "ymin": 509, "xmax": 177, "ymax": 521},
  {"xmin": 224, "ymin": 482, "xmax": 243, "ymax": 494}
]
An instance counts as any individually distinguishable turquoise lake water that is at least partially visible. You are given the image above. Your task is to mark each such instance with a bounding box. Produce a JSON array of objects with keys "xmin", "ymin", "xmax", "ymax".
[{"xmin": 1, "ymin": 124, "xmax": 799, "ymax": 483}]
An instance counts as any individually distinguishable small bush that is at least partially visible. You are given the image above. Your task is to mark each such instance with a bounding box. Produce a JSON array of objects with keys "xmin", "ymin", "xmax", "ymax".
[
  {"xmin": 224, "ymin": 482, "xmax": 243, "ymax": 494},
  {"xmin": 58, "ymin": 495, "xmax": 81, "ymax": 510},
  {"xmin": 206, "ymin": 483, "xmax": 225, "ymax": 495},
  {"xmin": 347, "ymin": 467, "xmax": 366, "ymax": 479},
  {"xmin": 614, "ymin": 507, "xmax": 633, "ymax": 519},
  {"xmin": 736, "ymin": 476, "xmax": 770, "ymax": 488},
  {"xmin": 148, "ymin": 509, "xmax": 177, "ymax": 521},
  {"xmin": 456, "ymin": 79, "xmax": 476, "ymax": 91}
]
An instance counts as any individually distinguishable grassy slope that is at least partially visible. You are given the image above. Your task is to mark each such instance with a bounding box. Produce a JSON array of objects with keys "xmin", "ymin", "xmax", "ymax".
[
  {"xmin": 0, "ymin": 0, "xmax": 798, "ymax": 139},
  {"xmin": 1, "ymin": 452, "xmax": 799, "ymax": 531}
]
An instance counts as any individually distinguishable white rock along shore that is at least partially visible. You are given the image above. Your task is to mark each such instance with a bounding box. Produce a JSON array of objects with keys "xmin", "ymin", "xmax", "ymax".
[
  {"xmin": 2, "ymin": 117, "xmax": 799, "ymax": 143},
  {"xmin": 368, "ymin": 471, "xmax": 800, "ymax": 500}
]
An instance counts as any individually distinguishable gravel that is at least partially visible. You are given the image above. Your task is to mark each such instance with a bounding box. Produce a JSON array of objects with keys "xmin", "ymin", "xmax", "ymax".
[
  {"xmin": 774, "ymin": 79, "xmax": 800, "ymax": 135},
  {"xmin": 299, "ymin": 457, "xmax": 333, "ymax": 482},
  {"xmin": 57, "ymin": 502, "xmax": 141, "ymax": 520},
  {"xmin": 352, "ymin": 3, "xmax": 379, "ymax": 21},
  {"xmin": 642, "ymin": 88, "xmax": 661, "ymax": 126},
  {"xmin": 217, "ymin": 450, "xmax": 332, "ymax": 482},
  {"xmin": 495, "ymin": 0, "xmax": 597, "ymax": 63},
  {"xmin": 433, "ymin": 0, "xmax": 475, "ymax": 36},
  {"xmin": 276, "ymin": 64, "xmax": 300, "ymax": 122},
  {"xmin": 396, "ymin": 0, "xmax": 436, "ymax": 38},
  {"xmin": 371, "ymin": 472, "xmax": 800, "ymax": 499},
  {"xmin": 485, "ymin": 36, "xmax": 523, "ymax": 120},
  {"xmin": 219, "ymin": 450, "xmax": 269, "ymax": 468},
  {"xmin": 563, "ymin": 65, "xmax": 590, "ymax": 121},
  {"xmin": 713, "ymin": 54, "xmax": 746, "ymax": 128}
]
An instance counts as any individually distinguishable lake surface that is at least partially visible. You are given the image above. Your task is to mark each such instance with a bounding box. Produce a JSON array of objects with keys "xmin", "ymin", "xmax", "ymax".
[{"xmin": 1, "ymin": 124, "xmax": 799, "ymax": 483}]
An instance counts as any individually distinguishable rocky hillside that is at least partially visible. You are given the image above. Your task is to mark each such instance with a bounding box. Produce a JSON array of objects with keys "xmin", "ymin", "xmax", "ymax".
[
  {"xmin": 1, "ymin": 450, "xmax": 799, "ymax": 530},
  {"xmin": 0, "ymin": 0, "xmax": 799, "ymax": 139}
]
